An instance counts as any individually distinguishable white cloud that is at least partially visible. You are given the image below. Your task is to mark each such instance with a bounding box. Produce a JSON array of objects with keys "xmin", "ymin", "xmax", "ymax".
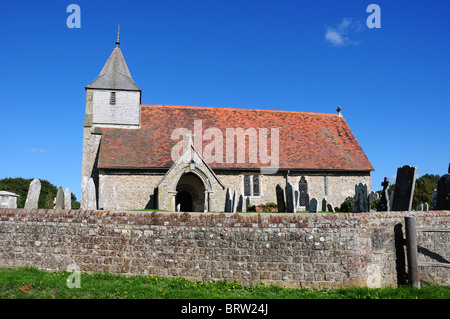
[
  {"xmin": 325, "ymin": 18, "xmax": 363, "ymax": 46},
  {"xmin": 27, "ymin": 148, "xmax": 51, "ymax": 153}
]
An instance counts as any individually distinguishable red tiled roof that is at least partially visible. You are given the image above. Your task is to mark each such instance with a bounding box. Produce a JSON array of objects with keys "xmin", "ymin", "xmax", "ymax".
[{"xmin": 97, "ymin": 105, "xmax": 373, "ymax": 171}]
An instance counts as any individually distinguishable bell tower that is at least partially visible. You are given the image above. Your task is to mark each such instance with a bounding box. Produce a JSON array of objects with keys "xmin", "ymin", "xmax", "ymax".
[{"xmin": 81, "ymin": 26, "xmax": 141, "ymax": 209}]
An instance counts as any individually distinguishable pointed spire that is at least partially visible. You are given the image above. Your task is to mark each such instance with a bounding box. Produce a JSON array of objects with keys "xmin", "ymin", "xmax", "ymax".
[
  {"xmin": 85, "ymin": 25, "xmax": 140, "ymax": 91},
  {"xmin": 116, "ymin": 24, "xmax": 120, "ymax": 46}
]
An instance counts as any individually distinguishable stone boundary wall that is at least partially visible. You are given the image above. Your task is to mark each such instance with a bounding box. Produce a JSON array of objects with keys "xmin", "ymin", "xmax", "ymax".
[{"xmin": 0, "ymin": 209, "xmax": 448, "ymax": 289}]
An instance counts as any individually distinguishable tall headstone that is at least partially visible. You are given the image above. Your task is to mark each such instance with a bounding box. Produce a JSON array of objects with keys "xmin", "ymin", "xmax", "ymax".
[
  {"xmin": 389, "ymin": 191, "xmax": 394, "ymax": 210},
  {"xmin": 81, "ymin": 176, "xmax": 89, "ymax": 210},
  {"xmin": 305, "ymin": 193, "xmax": 310, "ymax": 211},
  {"xmin": 353, "ymin": 183, "xmax": 369, "ymax": 213},
  {"xmin": 285, "ymin": 182, "xmax": 295, "ymax": 213},
  {"xmin": 308, "ymin": 198, "xmax": 318, "ymax": 213},
  {"xmin": 423, "ymin": 203, "xmax": 429, "ymax": 211},
  {"xmin": 275, "ymin": 184, "xmax": 285, "ymax": 212},
  {"xmin": 392, "ymin": 165, "xmax": 417, "ymax": 211},
  {"xmin": 237, "ymin": 194, "xmax": 244, "ymax": 212},
  {"xmin": 64, "ymin": 188, "xmax": 71, "ymax": 210},
  {"xmin": 436, "ymin": 172, "xmax": 450, "ymax": 210},
  {"xmin": 24, "ymin": 179, "xmax": 41, "ymax": 209},
  {"xmin": 232, "ymin": 190, "xmax": 238, "ymax": 213},
  {"xmin": 377, "ymin": 177, "xmax": 391, "ymax": 212},
  {"xmin": 224, "ymin": 188, "xmax": 232, "ymax": 212},
  {"xmin": 55, "ymin": 187, "xmax": 64, "ymax": 209},
  {"xmin": 86, "ymin": 178, "xmax": 97, "ymax": 210},
  {"xmin": 176, "ymin": 203, "xmax": 180, "ymax": 212},
  {"xmin": 321, "ymin": 198, "xmax": 327, "ymax": 212}
]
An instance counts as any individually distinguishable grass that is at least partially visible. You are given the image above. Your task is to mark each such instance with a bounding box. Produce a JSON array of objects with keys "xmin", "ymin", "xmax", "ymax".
[{"xmin": 0, "ymin": 267, "xmax": 449, "ymax": 299}]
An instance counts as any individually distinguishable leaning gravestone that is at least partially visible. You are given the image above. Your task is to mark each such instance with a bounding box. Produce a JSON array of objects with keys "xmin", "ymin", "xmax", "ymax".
[
  {"xmin": 392, "ymin": 165, "xmax": 417, "ymax": 211},
  {"xmin": 308, "ymin": 198, "xmax": 318, "ymax": 213},
  {"xmin": 24, "ymin": 179, "xmax": 41, "ymax": 209},
  {"xmin": 436, "ymin": 172, "xmax": 450, "ymax": 210},
  {"xmin": 55, "ymin": 187, "xmax": 64, "ymax": 209},
  {"xmin": 285, "ymin": 182, "xmax": 296, "ymax": 213},
  {"xmin": 377, "ymin": 177, "xmax": 390, "ymax": 212},
  {"xmin": 276, "ymin": 184, "xmax": 285, "ymax": 212},
  {"xmin": 64, "ymin": 188, "xmax": 71, "ymax": 210},
  {"xmin": 353, "ymin": 183, "xmax": 369, "ymax": 213},
  {"xmin": 327, "ymin": 203, "xmax": 335, "ymax": 213}
]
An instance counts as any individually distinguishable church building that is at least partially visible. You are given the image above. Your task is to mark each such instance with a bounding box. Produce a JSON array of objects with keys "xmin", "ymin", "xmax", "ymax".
[{"xmin": 81, "ymin": 36, "xmax": 373, "ymax": 212}]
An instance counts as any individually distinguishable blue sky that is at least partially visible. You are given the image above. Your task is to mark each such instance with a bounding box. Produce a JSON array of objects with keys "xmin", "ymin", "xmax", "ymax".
[{"xmin": 0, "ymin": 0, "xmax": 449, "ymax": 201}]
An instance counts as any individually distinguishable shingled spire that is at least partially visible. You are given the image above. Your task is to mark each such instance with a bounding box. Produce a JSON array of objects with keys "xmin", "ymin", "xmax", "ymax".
[{"xmin": 86, "ymin": 26, "xmax": 140, "ymax": 91}]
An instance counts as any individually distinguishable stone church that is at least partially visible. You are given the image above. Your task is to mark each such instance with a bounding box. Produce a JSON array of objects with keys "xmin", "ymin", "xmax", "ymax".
[{"xmin": 81, "ymin": 36, "xmax": 373, "ymax": 212}]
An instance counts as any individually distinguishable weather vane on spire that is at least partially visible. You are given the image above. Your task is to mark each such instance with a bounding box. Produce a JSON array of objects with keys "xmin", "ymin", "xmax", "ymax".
[{"xmin": 116, "ymin": 24, "xmax": 120, "ymax": 46}]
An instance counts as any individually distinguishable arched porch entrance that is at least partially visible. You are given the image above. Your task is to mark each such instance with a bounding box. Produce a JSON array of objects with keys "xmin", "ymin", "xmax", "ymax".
[{"xmin": 175, "ymin": 172, "xmax": 206, "ymax": 212}]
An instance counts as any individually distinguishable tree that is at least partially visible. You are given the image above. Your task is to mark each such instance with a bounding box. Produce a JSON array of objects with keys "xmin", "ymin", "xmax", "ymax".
[{"xmin": 412, "ymin": 174, "xmax": 440, "ymax": 208}]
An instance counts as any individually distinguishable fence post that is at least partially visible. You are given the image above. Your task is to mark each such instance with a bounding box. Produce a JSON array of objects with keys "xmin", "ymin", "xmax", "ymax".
[{"xmin": 405, "ymin": 216, "xmax": 420, "ymax": 288}]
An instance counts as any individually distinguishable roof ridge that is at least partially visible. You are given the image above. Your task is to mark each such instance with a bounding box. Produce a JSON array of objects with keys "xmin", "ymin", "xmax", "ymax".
[{"xmin": 140, "ymin": 104, "xmax": 337, "ymax": 116}]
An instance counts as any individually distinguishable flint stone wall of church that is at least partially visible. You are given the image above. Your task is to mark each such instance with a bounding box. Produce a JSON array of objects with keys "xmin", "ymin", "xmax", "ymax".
[
  {"xmin": 92, "ymin": 89, "xmax": 140, "ymax": 126},
  {"xmin": 0, "ymin": 209, "xmax": 448, "ymax": 289},
  {"xmin": 97, "ymin": 170, "xmax": 371, "ymax": 211}
]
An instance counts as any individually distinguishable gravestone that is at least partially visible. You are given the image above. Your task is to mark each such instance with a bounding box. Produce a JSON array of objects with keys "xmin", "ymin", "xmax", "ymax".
[
  {"xmin": 236, "ymin": 194, "xmax": 243, "ymax": 212},
  {"xmin": 305, "ymin": 193, "xmax": 310, "ymax": 211},
  {"xmin": 392, "ymin": 165, "xmax": 417, "ymax": 211},
  {"xmin": 232, "ymin": 190, "xmax": 238, "ymax": 213},
  {"xmin": 308, "ymin": 198, "xmax": 318, "ymax": 213},
  {"xmin": 423, "ymin": 203, "xmax": 429, "ymax": 211},
  {"xmin": 436, "ymin": 173, "xmax": 450, "ymax": 210},
  {"xmin": 285, "ymin": 182, "xmax": 295, "ymax": 213},
  {"xmin": 224, "ymin": 188, "xmax": 232, "ymax": 212},
  {"xmin": 327, "ymin": 203, "xmax": 335, "ymax": 213},
  {"xmin": 275, "ymin": 185, "xmax": 285, "ymax": 212},
  {"xmin": 86, "ymin": 178, "xmax": 97, "ymax": 210},
  {"xmin": 321, "ymin": 198, "xmax": 327, "ymax": 212},
  {"xmin": 176, "ymin": 204, "xmax": 180, "ymax": 212},
  {"xmin": 368, "ymin": 191, "xmax": 379, "ymax": 202},
  {"xmin": 81, "ymin": 176, "xmax": 89, "ymax": 210},
  {"xmin": 377, "ymin": 177, "xmax": 391, "ymax": 212},
  {"xmin": 389, "ymin": 191, "xmax": 394, "ymax": 210},
  {"xmin": 0, "ymin": 191, "xmax": 19, "ymax": 208},
  {"xmin": 55, "ymin": 187, "xmax": 64, "ymax": 209},
  {"xmin": 64, "ymin": 188, "xmax": 71, "ymax": 210},
  {"xmin": 415, "ymin": 204, "xmax": 424, "ymax": 211},
  {"xmin": 294, "ymin": 190, "xmax": 299, "ymax": 211},
  {"xmin": 430, "ymin": 189, "xmax": 437, "ymax": 209},
  {"xmin": 24, "ymin": 179, "xmax": 41, "ymax": 209},
  {"xmin": 353, "ymin": 183, "xmax": 369, "ymax": 213}
]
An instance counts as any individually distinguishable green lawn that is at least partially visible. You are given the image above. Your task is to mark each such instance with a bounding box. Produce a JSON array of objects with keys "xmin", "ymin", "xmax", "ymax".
[{"xmin": 0, "ymin": 267, "xmax": 448, "ymax": 299}]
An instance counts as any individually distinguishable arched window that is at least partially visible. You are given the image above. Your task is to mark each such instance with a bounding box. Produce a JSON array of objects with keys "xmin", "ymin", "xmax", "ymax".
[{"xmin": 299, "ymin": 176, "xmax": 308, "ymax": 206}]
